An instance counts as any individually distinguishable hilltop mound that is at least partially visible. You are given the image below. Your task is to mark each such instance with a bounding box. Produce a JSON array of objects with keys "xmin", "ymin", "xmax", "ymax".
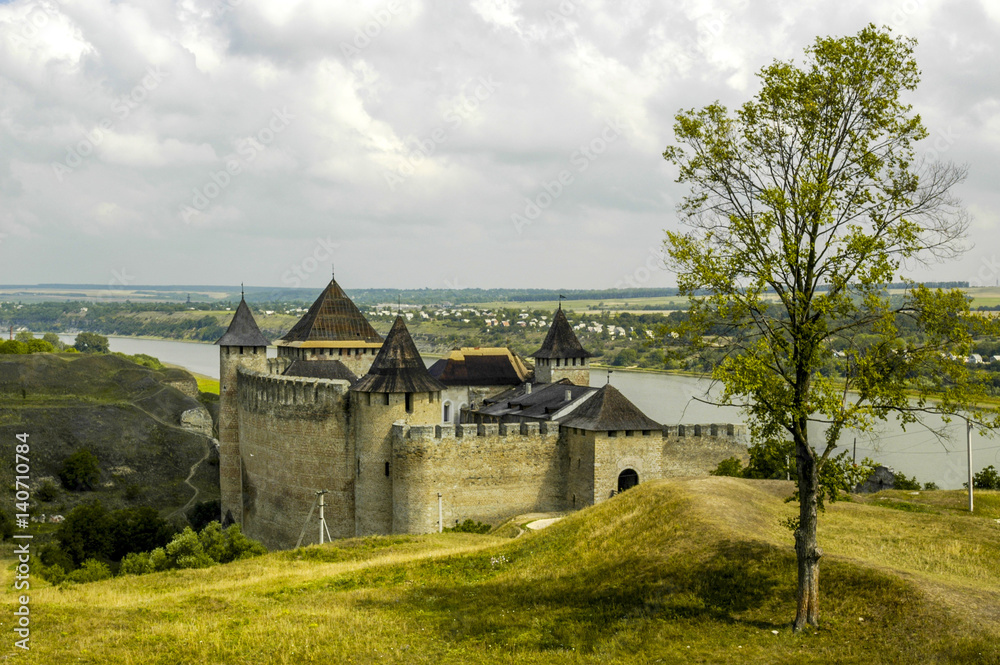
[
  {"xmin": 11, "ymin": 477, "xmax": 1000, "ymax": 664},
  {"xmin": 0, "ymin": 353, "xmax": 218, "ymax": 516}
]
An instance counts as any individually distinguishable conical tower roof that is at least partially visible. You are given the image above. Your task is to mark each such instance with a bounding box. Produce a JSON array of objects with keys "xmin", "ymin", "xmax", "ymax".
[
  {"xmin": 560, "ymin": 384, "xmax": 660, "ymax": 431},
  {"xmin": 352, "ymin": 316, "xmax": 446, "ymax": 393},
  {"xmin": 531, "ymin": 305, "xmax": 592, "ymax": 359},
  {"xmin": 215, "ymin": 297, "xmax": 270, "ymax": 347},
  {"xmin": 280, "ymin": 278, "xmax": 382, "ymax": 344}
]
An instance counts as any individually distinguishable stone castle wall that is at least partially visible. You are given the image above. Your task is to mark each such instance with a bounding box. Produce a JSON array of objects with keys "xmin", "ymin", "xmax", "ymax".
[
  {"xmin": 219, "ymin": 346, "xmax": 267, "ymax": 526},
  {"xmin": 236, "ymin": 369, "xmax": 354, "ymax": 550},
  {"xmin": 659, "ymin": 424, "xmax": 749, "ymax": 477},
  {"xmin": 352, "ymin": 390, "xmax": 440, "ymax": 536},
  {"xmin": 392, "ymin": 421, "xmax": 566, "ymax": 533}
]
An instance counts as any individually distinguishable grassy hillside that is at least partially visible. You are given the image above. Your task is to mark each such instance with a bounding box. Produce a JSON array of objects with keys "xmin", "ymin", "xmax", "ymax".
[
  {"xmin": 6, "ymin": 478, "xmax": 998, "ymax": 664},
  {"xmin": 0, "ymin": 353, "xmax": 219, "ymax": 517}
]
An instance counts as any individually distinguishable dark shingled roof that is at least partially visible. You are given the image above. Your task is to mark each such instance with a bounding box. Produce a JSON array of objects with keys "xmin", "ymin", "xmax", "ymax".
[
  {"xmin": 428, "ymin": 349, "xmax": 529, "ymax": 387},
  {"xmin": 531, "ymin": 306, "xmax": 592, "ymax": 359},
  {"xmin": 560, "ymin": 384, "xmax": 661, "ymax": 431},
  {"xmin": 282, "ymin": 360, "xmax": 357, "ymax": 383},
  {"xmin": 215, "ymin": 298, "xmax": 270, "ymax": 347},
  {"xmin": 474, "ymin": 380, "xmax": 597, "ymax": 422},
  {"xmin": 279, "ymin": 279, "xmax": 383, "ymax": 344},
  {"xmin": 351, "ymin": 316, "xmax": 446, "ymax": 393}
]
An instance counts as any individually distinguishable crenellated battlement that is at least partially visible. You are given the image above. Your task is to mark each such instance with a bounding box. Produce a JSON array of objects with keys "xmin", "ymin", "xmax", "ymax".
[
  {"xmin": 237, "ymin": 367, "xmax": 350, "ymax": 411},
  {"xmin": 662, "ymin": 423, "xmax": 746, "ymax": 440},
  {"xmin": 391, "ymin": 420, "xmax": 561, "ymax": 443},
  {"xmin": 265, "ymin": 357, "xmax": 294, "ymax": 376}
]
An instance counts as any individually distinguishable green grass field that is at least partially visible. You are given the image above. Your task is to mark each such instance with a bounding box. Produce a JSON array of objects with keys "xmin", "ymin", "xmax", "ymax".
[{"xmin": 6, "ymin": 478, "xmax": 999, "ymax": 664}]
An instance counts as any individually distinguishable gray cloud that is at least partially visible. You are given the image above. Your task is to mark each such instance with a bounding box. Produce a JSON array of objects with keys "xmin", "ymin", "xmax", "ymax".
[{"xmin": 0, "ymin": 0, "xmax": 996, "ymax": 290}]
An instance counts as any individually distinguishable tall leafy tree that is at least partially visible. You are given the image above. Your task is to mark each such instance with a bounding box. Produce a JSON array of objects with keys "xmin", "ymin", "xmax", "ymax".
[{"xmin": 662, "ymin": 25, "xmax": 1000, "ymax": 631}]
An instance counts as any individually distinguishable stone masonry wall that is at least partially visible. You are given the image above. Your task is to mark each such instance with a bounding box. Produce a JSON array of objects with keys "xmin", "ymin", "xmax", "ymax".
[
  {"xmin": 237, "ymin": 369, "xmax": 353, "ymax": 550},
  {"xmin": 594, "ymin": 429, "xmax": 664, "ymax": 504},
  {"xmin": 353, "ymin": 391, "xmax": 440, "ymax": 536},
  {"xmin": 660, "ymin": 424, "xmax": 749, "ymax": 477},
  {"xmin": 565, "ymin": 428, "xmax": 595, "ymax": 509},
  {"xmin": 392, "ymin": 421, "xmax": 566, "ymax": 533},
  {"xmin": 219, "ymin": 346, "xmax": 267, "ymax": 525}
]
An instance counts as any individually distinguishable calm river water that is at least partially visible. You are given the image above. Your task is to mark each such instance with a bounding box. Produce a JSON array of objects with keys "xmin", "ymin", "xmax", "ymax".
[{"xmin": 60, "ymin": 335, "xmax": 998, "ymax": 489}]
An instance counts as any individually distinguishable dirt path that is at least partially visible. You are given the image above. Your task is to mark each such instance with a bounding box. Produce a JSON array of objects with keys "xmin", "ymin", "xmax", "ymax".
[{"xmin": 169, "ymin": 439, "xmax": 212, "ymax": 519}]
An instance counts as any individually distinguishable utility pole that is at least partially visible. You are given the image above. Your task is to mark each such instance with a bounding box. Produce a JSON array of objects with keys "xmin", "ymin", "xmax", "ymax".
[
  {"xmin": 437, "ymin": 493, "xmax": 443, "ymax": 533},
  {"xmin": 967, "ymin": 418, "xmax": 974, "ymax": 513},
  {"xmin": 852, "ymin": 437, "xmax": 857, "ymax": 464},
  {"xmin": 317, "ymin": 490, "xmax": 331, "ymax": 544}
]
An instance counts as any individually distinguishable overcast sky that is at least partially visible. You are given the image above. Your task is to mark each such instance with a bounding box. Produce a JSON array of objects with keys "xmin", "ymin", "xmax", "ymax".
[{"xmin": 0, "ymin": 0, "xmax": 997, "ymax": 292}]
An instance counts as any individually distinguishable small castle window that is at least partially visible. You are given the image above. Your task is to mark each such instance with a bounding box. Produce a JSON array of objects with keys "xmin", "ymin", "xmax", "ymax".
[
  {"xmin": 626, "ymin": 430, "xmax": 634, "ymax": 437},
  {"xmin": 405, "ymin": 393, "xmax": 413, "ymax": 413},
  {"xmin": 383, "ymin": 393, "xmax": 390, "ymax": 406},
  {"xmin": 608, "ymin": 431, "xmax": 617, "ymax": 438},
  {"xmin": 384, "ymin": 462, "xmax": 390, "ymax": 477},
  {"xmin": 443, "ymin": 402, "xmax": 452, "ymax": 422},
  {"xmin": 643, "ymin": 430, "xmax": 651, "ymax": 437}
]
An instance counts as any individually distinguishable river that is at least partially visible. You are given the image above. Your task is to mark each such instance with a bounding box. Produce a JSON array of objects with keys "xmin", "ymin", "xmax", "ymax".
[{"xmin": 59, "ymin": 335, "xmax": 999, "ymax": 489}]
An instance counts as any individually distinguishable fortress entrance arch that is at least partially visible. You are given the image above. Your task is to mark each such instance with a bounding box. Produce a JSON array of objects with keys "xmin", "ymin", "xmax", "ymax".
[{"xmin": 617, "ymin": 469, "xmax": 639, "ymax": 492}]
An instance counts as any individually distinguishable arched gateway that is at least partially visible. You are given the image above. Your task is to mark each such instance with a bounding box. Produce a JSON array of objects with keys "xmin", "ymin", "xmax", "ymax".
[{"xmin": 618, "ymin": 469, "xmax": 639, "ymax": 492}]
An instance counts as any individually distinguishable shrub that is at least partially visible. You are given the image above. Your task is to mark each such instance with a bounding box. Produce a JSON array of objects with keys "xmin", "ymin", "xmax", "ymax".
[
  {"xmin": 0, "ymin": 509, "xmax": 14, "ymax": 541},
  {"xmin": 74, "ymin": 332, "xmax": 109, "ymax": 354},
  {"xmin": 26, "ymin": 339, "xmax": 55, "ymax": 354},
  {"xmin": 59, "ymin": 448, "xmax": 101, "ymax": 491},
  {"xmin": 198, "ymin": 521, "xmax": 227, "ymax": 563},
  {"xmin": 67, "ymin": 559, "xmax": 112, "ymax": 584},
  {"xmin": 166, "ymin": 527, "xmax": 214, "ymax": 569},
  {"xmin": 445, "ymin": 519, "xmax": 492, "ymax": 534},
  {"xmin": 187, "ymin": 500, "xmax": 221, "ymax": 532},
  {"xmin": 222, "ymin": 523, "xmax": 267, "ymax": 562},
  {"xmin": 973, "ymin": 465, "xmax": 1000, "ymax": 490},
  {"xmin": 39, "ymin": 564, "xmax": 67, "ymax": 585},
  {"xmin": 36, "ymin": 480, "xmax": 59, "ymax": 502},
  {"xmin": 119, "ymin": 552, "xmax": 155, "ymax": 576},
  {"xmin": 923, "ymin": 481, "xmax": 940, "ymax": 491},
  {"xmin": 893, "ymin": 472, "xmax": 922, "ymax": 491},
  {"xmin": 0, "ymin": 340, "xmax": 27, "ymax": 354},
  {"xmin": 108, "ymin": 506, "xmax": 175, "ymax": 561},
  {"xmin": 42, "ymin": 333, "xmax": 64, "ymax": 350},
  {"xmin": 148, "ymin": 547, "xmax": 169, "ymax": 572},
  {"xmin": 55, "ymin": 501, "xmax": 113, "ymax": 566},
  {"xmin": 711, "ymin": 457, "xmax": 744, "ymax": 477}
]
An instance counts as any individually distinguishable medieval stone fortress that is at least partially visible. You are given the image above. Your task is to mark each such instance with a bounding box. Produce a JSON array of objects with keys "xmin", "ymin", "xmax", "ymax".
[{"xmin": 217, "ymin": 278, "xmax": 746, "ymax": 549}]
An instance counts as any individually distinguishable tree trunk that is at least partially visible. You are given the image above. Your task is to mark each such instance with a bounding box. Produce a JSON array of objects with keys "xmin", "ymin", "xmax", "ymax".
[{"xmin": 793, "ymin": 438, "xmax": 823, "ymax": 632}]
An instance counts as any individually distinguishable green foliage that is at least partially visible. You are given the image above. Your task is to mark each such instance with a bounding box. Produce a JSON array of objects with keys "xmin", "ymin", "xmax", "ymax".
[
  {"xmin": 923, "ymin": 482, "xmax": 940, "ymax": 491},
  {"xmin": 893, "ymin": 472, "xmax": 922, "ymax": 491},
  {"xmin": 973, "ymin": 465, "xmax": 1000, "ymax": 490},
  {"xmin": 0, "ymin": 509, "xmax": 14, "ymax": 540},
  {"xmin": 166, "ymin": 527, "xmax": 215, "ymax": 569},
  {"xmin": 58, "ymin": 448, "xmax": 101, "ymax": 491},
  {"xmin": 710, "ymin": 457, "xmax": 744, "ymax": 477},
  {"xmin": 36, "ymin": 480, "xmax": 59, "ymax": 502},
  {"xmin": 108, "ymin": 506, "xmax": 175, "ymax": 561},
  {"xmin": 26, "ymin": 339, "xmax": 55, "ymax": 353},
  {"xmin": 198, "ymin": 522, "xmax": 227, "ymax": 563},
  {"xmin": 42, "ymin": 332, "xmax": 64, "ymax": 350},
  {"xmin": 14, "ymin": 331, "xmax": 34, "ymax": 342},
  {"xmin": 148, "ymin": 547, "xmax": 169, "ymax": 572},
  {"xmin": 119, "ymin": 552, "xmax": 155, "ymax": 576},
  {"xmin": 186, "ymin": 499, "xmax": 221, "ymax": 532},
  {"xmin": 74, "ymin": 332, "xmax": 110, "ymax": 354},
  {"xmin": 0, "ymin": 340, "xmax": 27, "ymax": 354},
  {"xmin": 612, "ymin": 348, "xmax": 638, "ymax": 367},
  {"xmin": 112, "ymin": 352, "xmax": 164, "ymax": 369},
  {"xmin": 744, "ymin": 440, "xmax": 794, "ymax": 481},
  {"xmin": 66, "ymin": 559, "xmax": 112, "ymax": 584},
  {"xmin": 39, "ymin": 564, "xmax": 67, "ymax": 585},
  {"xmin": 444, "ymin": 519, "xmax": 492, "ymax": 534},
  {"xmin": 222, "ymin": 523, "xmax": 267, "ymax": 562},
  {"xmin": 55, "ymin": 501, "xmax": 113, "ymax": 566}
]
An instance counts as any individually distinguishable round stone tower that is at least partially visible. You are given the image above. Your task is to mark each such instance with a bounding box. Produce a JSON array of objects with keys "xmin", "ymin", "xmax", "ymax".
[
  {"xmin": 531, "ymin": 304, "xmax": 593, "ymax": 386},
  {"xmin": 215, "ymin": 294, "xmax": 269, "ymax": 526},
  {"xmin": 350, "ymin": 315, "xmax": 445, "ymax": 536}
]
